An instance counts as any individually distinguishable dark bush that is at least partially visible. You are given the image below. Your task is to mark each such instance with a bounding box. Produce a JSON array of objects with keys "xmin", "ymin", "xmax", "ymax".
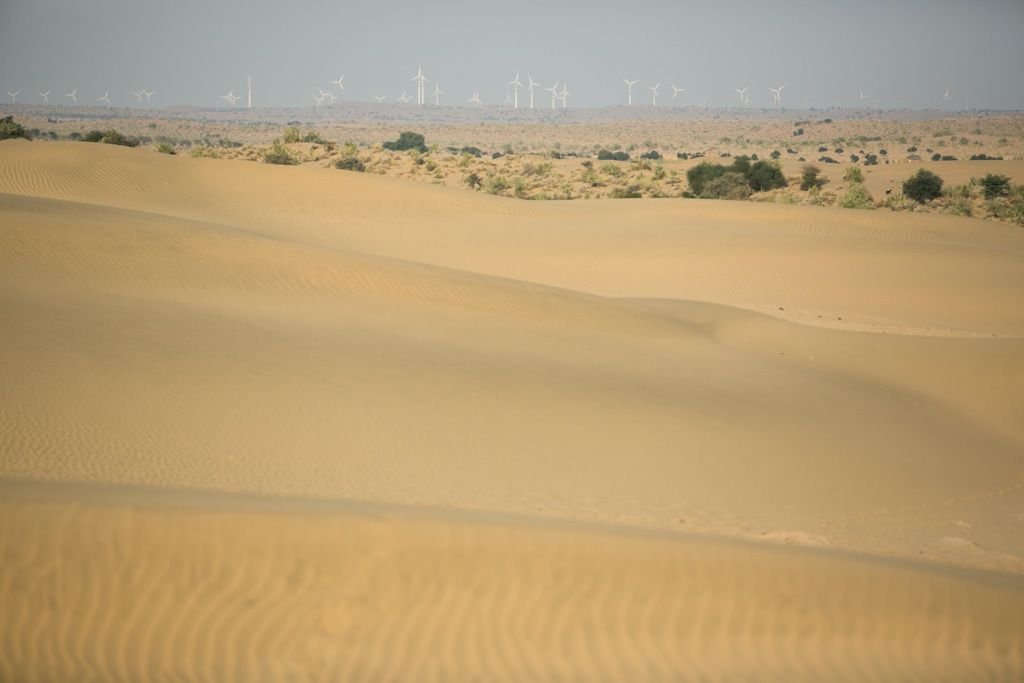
[
  {"xmin": 746, "ymin": 160, "xmax": 787, "ymax": 192},
  {"xmin": 800, "ymin": 164, "xmax": 824, "ymax": 191},
  {"xmin": 931, "ymin": 153, "xmax": 942, "ymax": 161},
  {"xmin": 334, "ymin": 156, "xmax": 365, "ymax": 172},
  {"xmin": 639, "ymin": 150, "xmax": 662, "ymax": 160},
  {"xmin": 686, "ymin": 161, "xmax": 728, "ymax": 195},
  {"xmin": 980, "ymin": 174, "xmax": 1010, "ymax": 200},
  {"xmin": 701, "ymin": 172, "xmax": 752, "ymax": 200},
  {"xmin": 609, "ymin": 186, "xmax": 642, "ymax": 199},
  {"xmin": 81, "ymin": 129, "xmax": 139, "ymax": 147},
  {"xmin": 770, "ymin": 150, "xmax": 781, "ymax": 159},
  {"xmin": 263, "ymin": 140, "xmax": 298, "ymax": 165},
  {"xmin": 903, "ymin": 169, "xmax": 944, "ymax": 203},
  {"xmin": 383, "ymin": 131, "xmax": 427, "ymax": 152},
  {"xmin": 818, "ymin": 146, "xmax": 828, "ymax": 153},
  {"xmin": 461, "ymin": 146, "xmax": 483, "ymax": 157},
  {"xmin": 792, "ymin": 128, "xmax": 804, "ymax": 136},
  {"xmin": 0, "ymin": 116, "xmax": 31, "ymax": 140},
  {"xmin": 863, "ymin": 154, "xmax": 878, "ymax": 166},
  {"xmin": 907, "ymin": 146, "xmax": 918, "ymax": 153},
  {"xmin": 597, "ymin": 149, "xmax": 630, "ymax": 161},
  {"xmin": 969, "ymin": 153, "xmax": 1003, "ymax": 161},
  {"xmin": 849, "ymin": 154, "xmax": 860, "ymax": 163},
  {"xmin": 818, "ymin": 156, "xmax": 838, "ymax": 164}
]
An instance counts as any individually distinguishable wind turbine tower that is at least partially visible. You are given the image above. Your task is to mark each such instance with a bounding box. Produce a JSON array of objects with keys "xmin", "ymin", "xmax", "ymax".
[
  {"xmin": 769, "ymin": 84, "xmax": 785, "ymax": 106},
  {"xmin": 411, "ymin": 66, "xmax": 428, "ymax": 105},
  {"xmin": 433, "ymin": 82, "xmax": 443, "ymax": 106},
  {"xmin": 527, "ymin": 74, "xmax": 540, "ymax": 109},
  {"xmin": 671, "ymin": 84, "xmax": 685, "ymax": 103},
  {"xmin": 624, "ymin": 78, "xmax": 638, "ymax": 105},
  {"xmin": 247, "ymin": 75, "xmax": 253, "ymax": 109},
  {"xmin": 559, "ymin": 84, "xmax": 570, "ymax": 109},
  {"xmin": 545, "ymin": 82, "xmax": 559, "ymax": 109},
  {"xmin": 39, "ymin": 90, "xmax": 50, "ymax": 105},
  {"xmin": 649, "ymin": 82, "xmax": 660, "ymax": 106},
  {"xmin": 507, "ymin": 71, "xmax": 523, "ymax": 109},
  {"xmin": 734, "ymin": 87, "xmax": 748, "ymax": 106},
  {"xmin": 7, "ymin": 91, "xmax": 19, "ymax": 103}
]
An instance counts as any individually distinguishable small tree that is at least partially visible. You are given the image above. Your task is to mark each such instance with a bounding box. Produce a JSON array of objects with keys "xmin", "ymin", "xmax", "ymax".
[
  {"xmin": 800, "ymin": 164, "xmax": 823, "ymax": 191},
  {"xmin": 383, "ymin": 131, "xmax": 427, "ymax": 152},
  {"xmin": 687, "ymin": 161, "xmax": 727, "ymax": 195},
  {"xmin": 701, "ymin": 172, "xmax": 752, "ymax": 200},
  {"xmin": 839, "ymin": 184, "xmax": 874, "ymax": 209},
  {"xmin": 903, "ymin": 169, "xmax": 943, "ymax": 203},
  {"xmin": 0, "ymin": 116, "xmax": 31, "ymax": 141},
  {"xmin": 746, "ymin": 160, "xmax": 787, "ymax": 192},
  {"xmin": 980, "ymin": 174, "xmax": 1010, "ymax": 200},
  {"xmin": 283, "ymin": 126, "xmax": 302, "ymax": 143}
]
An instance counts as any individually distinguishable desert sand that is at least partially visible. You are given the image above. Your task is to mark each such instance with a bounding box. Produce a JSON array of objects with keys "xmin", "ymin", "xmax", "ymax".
[{"xmin": 2, "ymin": 139, "xmax": 1024, "ymax": 680}]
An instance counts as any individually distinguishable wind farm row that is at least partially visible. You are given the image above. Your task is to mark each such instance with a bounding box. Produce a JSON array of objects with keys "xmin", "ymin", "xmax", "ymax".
[{"xmin": 6, "ymin": 67, "xmax": 967, "ymax": 111}]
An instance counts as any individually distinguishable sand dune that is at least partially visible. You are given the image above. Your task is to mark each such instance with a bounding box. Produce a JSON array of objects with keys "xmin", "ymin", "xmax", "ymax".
[
  {"xmin": 2, "ymin": 483, "xmax": 1023, "ymax": 682},
  {"xmin": 2, "ymin": 140, "xmax": 1024, "ymax": 679}
]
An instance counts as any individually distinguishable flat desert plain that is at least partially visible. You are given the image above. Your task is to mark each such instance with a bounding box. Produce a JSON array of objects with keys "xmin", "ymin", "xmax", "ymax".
[{"xmin": 2, "ymin": 136, "xmax": 1024, "ymax": 680}]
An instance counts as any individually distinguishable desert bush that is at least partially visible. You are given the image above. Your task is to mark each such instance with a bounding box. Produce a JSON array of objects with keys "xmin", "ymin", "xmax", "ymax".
[
  {"xmin": 945, "ymin": 196, "xmax": 973, "ymax": 217},
  {"xmin": 263, "ymin": 139, "xmax": 298, "ymax": 165},
  {"xmin": 818, "ymin": 156, "xmax": 838, "ymax": 164},
  {"xmin": 903, "ymin": 169, "xmax": 943, "ymax": 203},
  {"xmin": 800, "ymin": 164, "xmax": 824, "ymax": 191},
  {"xmin": 863, "ymin": 154, "xmax": 878, "ymax": 165},
  {"xmin": 609, "ymin": 185, "xmax": 642, "ymax": 199},
  {"xmin": 969, "ymin": 153, "xmax": 1003, "ymax": 161},
  {"xmin": 465, "ymin": 172, "xmax": 482, "ymax": 189},
  {"xmin": 383, "ymin": 131, "xmax": 427, "ymax": 153},
  {"xmin": 601, "ymin": 163, "xmax": 623, "ymax": 178},
  {"xmin": 302, "ymin": 131, "xmax": 327, "ymax": 144},
  {"xmin": 283, "ymin": 126, "xmax": 302, "ymax": 143},
  {"xmin": 687, "ymin": 161, "xmax": 727, "ymax": 195},
  {"xmin": 597, "ymin": 149, "xmax": 630, "ymax": 161},
  {"xmin": 513, "ymin": 176, "xmax": 529, "ymax": 198},
  {"xmin": 843, "ymin": 166, "xmax": 864, "ymax": 184},
  {"xmin": 700, "ymin": 172, "xmax": 752, "ymax": 200},
  {"xmin": 483, "ymin": 173, "xmax": 509, "ymax": 194},
  {"xmin": 770, "ymin": 150, "xmax": 781, "ymax": 160},
  {"xmin": 460, "ymin": 146, "xmax": 483, "ymax": 157},
  {"xmin": 0, "ymin": 116, "xmax": 31, "ymax": 140},
  {"xmin": 980, "ymin": 174, "xmax": 1010, "ymax": 200},
  {"xmin": 154, "ymin": 142, "xmax": 176, "ymax": 155},
  {"xmin": 190, "ymin": 146, "xmax": 221, "ymax": 159},
  {"xmin": 521, "ymin": 161, "xmax": 552, "ymax": 177},
  {"xmin": 652, "ymin": 165, "xmax": 666, "ymax": 180},
  {"xmin": 639, "ymin": 150, "xmax": 662, "ymax": 160},
  {"xmin": 839, "ymin": 183, "xmax": 874, "ymax": 209},
  {"xmin": 746, "ymin": 160, "xmax": 787, "ymax": 192},
  {"xmin": 334, "ymin": 156, "xmax": 365, "ymax": 172}
]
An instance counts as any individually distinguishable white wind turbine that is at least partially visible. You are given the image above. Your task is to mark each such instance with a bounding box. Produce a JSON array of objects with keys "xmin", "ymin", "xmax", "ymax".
[
  {"xmin": 313, "ymin": 92, "xmax": 325, "ymax": 107},
  {"xmin": 65, "ymin": 88, "xmax": 78, "ymax": 103},
  {"xmin": 317, "ymin": 87, "xmax": 336, "ymax": 104},
  {"xmin": 433, "ymin": 82, "xmax": 443, "ymax": 105},
  {"xmin": 96, "ymin": 91, "xmax": 111, "ymax": 106},
  {"xmin": 858, "ymin": 89, "xmax": 868, "ymax": 106},
  {"xmin": 329, "ymin": 74, "xmax": 345, "ymax": 91},
  {"xmin": 526, "ymin": 74, "xmax": 541, "ymax": 109},
  {"xmin": 410, "ymin": 66, "xmax": 427, "ymax": 105},
  {"xmin": 507, "ymin": 71, "xmax": 523, "ymax": 109},
  {"xmin": 943, "ymin": 88, "xmax": 951, "ymax": 101},
  {"xmin": 468, "ymin": 91, "xmax": 482, "ymax": 104},
  {"xmin": 623, "ymin": 78, "xmax": 638, "ymax": 105},
  {"xmin": 768, "ymin": 84, "xmax": 785, "ymax": 106},
  {"xmin": 220, "ymin": 90, "xmax": 239, "ymax": 107},
  {"xmin": 38, "ymin": 90, "xmax": 51, "ymax": 104},
  {"xmin": 670, "ymin": 84, "xmax": 685, "ymax": 103},
  {"xmin": 545, "ymin": 81, "xmax": 559, "ymax": 109},
  {"xmin": 649, "ymin": 82, "xmax": 660, "ymax": 106},
  {"xmin": 397, "ymin": 91, "xmax": 411, "ymax": 104},
  {"xmin": 373, "ymin": 95, "xmax": 386, "ymax": 103},
  {"xmin": 558, "ymin": 83, "xmax": 570, "ymax": 109},
  {"xmin": 734, "ymin": 87, "xmax": 748, "ymax": 106},
  {"xmin": 132, "ymin": 90, "xmax": 144, "ymax": 102},
  {"xmin": 7, "ymin": 91, "xmax": 19, "ymax": 103},
  {"xmin": 142, "ymin": 89, "xmax": 154, "ymax": 103}
]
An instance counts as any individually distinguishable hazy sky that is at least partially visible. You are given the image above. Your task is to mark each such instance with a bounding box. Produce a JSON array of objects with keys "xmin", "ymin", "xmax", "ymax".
[{"xmin": 2, "ymin": 0, "xmax": 1022, "ymax": 110}]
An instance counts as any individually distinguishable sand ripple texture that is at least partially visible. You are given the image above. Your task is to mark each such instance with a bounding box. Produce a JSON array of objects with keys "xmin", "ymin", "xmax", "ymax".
[{"xmin": 1, "ymin": 489, "xmax": 1023, "ymax": 683}]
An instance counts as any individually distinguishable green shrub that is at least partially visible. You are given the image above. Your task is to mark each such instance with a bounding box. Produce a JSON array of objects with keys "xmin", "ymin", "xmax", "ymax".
[
  {"xmin": 334, "ymin": 156, "xmax": 365, "ymax": 172},
  {"xmin": 843, "ymin": 166, "xmax": 864, "ymax": 184},
  {"xmin": 800, "ymin": 164, "xmax": 824, "ymax": 191},
  {"xmin": 639, "ymin": 150, "xmax": 662, "ymax": 160},
  {"xmin": 839, "ymin": 184, "xmax": 874, "ymax": 209},
  {"xmin": 465, "ymin": 172, "xmax": 482, "ymax": 189},
  {"xmin": 609, "ymin": 185, "xmax": 642, "ymax": 199},
  {"xmin": 980, "ymin": 174, "xmax": 1010, "ymax": 200},
  {"xmin": 687, "ymin": 161, "xmax": 728, "ymax": 195},
  {"xmin": 746, "ymin": 160, "xmax": 787, "ymax": 192},
  {"xmin": 283, "ymin": 126, "xmax": 302, "ymax": 143},
  {"xmin": 383, "ymin": 131, "xmax": 427, "ymax": 152},
  {"xmin": 154, "ymin": 142, "xmax": 176, "ymax": 155},
  {"xmin": 903, "ymin": 169, "xmax": 944, "ymax": 203},
  {"xmin": 483, "ymin": 174, "xmax": 510, "ymax": 194},
  {"xmin": 0, "ymin": 116, "xmax": 31, "ymax": 141},
  {"xmin": 701, "ymin": 172, "xmax": 752, "ymax": 200},
  {"xmin": 597, "ymin": 149, "xmax": 629, "ymax": 161},
  {"xmin": 263, "ymin": 139, "xmax": 298, "ymax": 165}
]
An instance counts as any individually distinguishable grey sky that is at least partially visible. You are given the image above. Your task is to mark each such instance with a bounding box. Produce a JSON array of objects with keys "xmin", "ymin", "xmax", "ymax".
[{"xmin": 2, "ymin": 0, "xmax": 1022, "ymax": 110}]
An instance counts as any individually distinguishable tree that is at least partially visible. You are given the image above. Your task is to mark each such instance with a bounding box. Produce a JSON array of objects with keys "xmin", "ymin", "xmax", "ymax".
[
  {"xmin": 800, "ymin": 164, "xmax": 824, "ymax": 191},
  {"xmin": 903, "ymin": 169, "xmax": 944, "ymax": 203},
  {"xmin": 687, "ymin": 161, "xmax": 727, "ymax": 195},
  {"xmin": 700, "ymin": 172, "xmax": 752, "ymax": 200},
  {"xmin": 383, "ymin": 131, "xmax": 427, "ymax": 152},
  {"xmin": 0, "ymin": 116, "xmax": 30, "ymax": 141},
  {"xmin": 980, "ymin": 174, "xmax": 1010, "ymax": 200},
  {"xmin": 746, "ymin": 160, "xmax": 787, "ymax": 192}
]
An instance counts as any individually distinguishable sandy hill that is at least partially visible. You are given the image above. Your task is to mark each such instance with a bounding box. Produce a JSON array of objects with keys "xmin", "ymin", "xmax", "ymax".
[{"xmin": 1, "ymin": 140, "xmax": 1023, "ymax": 680}]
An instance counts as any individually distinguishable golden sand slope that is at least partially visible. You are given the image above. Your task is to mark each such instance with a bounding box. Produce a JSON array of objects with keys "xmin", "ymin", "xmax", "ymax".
[
  {"xmin": 2, "ymin": 483, "xmax": 1023, "ymax": 682},
  {"xmin": 1, "ymin": 141, "xmax": 1024, "ymax": 679}
]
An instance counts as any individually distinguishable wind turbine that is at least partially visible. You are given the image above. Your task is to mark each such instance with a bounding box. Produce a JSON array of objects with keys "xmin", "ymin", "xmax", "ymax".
[
  {"xmin": 649, "ymin": 82, "xmax": 660, "ymax": 106},
  {"xmin": 38, "ymin": 90, "xmax": 51, "ymax": 105},
  {"xmin": 65, "ymin": 88, "xmax": 78, "ymax": 104},
  {"xmin": 247, "ymin": 74, "xmax": 252, "ymax": 109},
  {"xmin": 624, "ymin": 78, "xmax": 638, "ymax": 105},
  {"xmin": 373, "ymin": 95, "xmax": 386, "ymax": 103},
  {"xmin": 7, "ymin": 91, "xmax": 19, "ymax": 103},
  {"xmin": 559, "ymin": 84, "xmax": 570, "ymax": 109},
  {"xmin": 858, "ymin": 89, "xmax": 868, "ymax": 106},
  {"xmin": 943, "ymin": 88, "xmax": 951, "ymax": 101},
  {"xmin": 312, "ymin": 92, "xmax": 325, "ymax": 107},
  {"xmin": 433, "ymin": 82, "xmax": 443, "ymax": 106},
  {"xmin": 96, "ymin": 91, "xmax": 111, "ymax": 106},
  {"xmin": 768, "ymin": 84, "xmax": 785, "ymax": 106},
  {"xmin": 507, "ymin": 71, "xmax": 523, "ymax": 109},
  {"xmin": 468, "ymin": 91, "xmax": 482, "ymax": 105},
  {"xmin": 503, "ymin": 87, "xmax": 513, "ymax": 106},
  {"xmin": 545, "ymin": 81, "xmax": 559, "ymax": 109},
  {"xmin": 220, "ymin": 90, "xmax": 239, "ymax": 107},
  {"xmin": 410, "ymin": 66, "xmax": 427, "ymax": 105},
  {"xmin": 132, "ymin": 90, "xmax": 144, "ymax": 102},
  {"xmin": 142, "ymin": 89, "xmax": 154, "ymax": 103},
  {"xmin": 397, "ymin": 91, "xmax": 411, "ymax": 104},
  {"xmin": 526, "ymin": 74, "xmax": 540, "ymax": 109},
  {"xmin": 329, "ymin": 74, "xmax": 345, "ymax": 91},
  {"xmin": 670, "ymin": 84, "xmax": 685, "ymax": 103},
  {"xmin": 734, "ymin": 87, "xmax": 748, "ymax": 106}
]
